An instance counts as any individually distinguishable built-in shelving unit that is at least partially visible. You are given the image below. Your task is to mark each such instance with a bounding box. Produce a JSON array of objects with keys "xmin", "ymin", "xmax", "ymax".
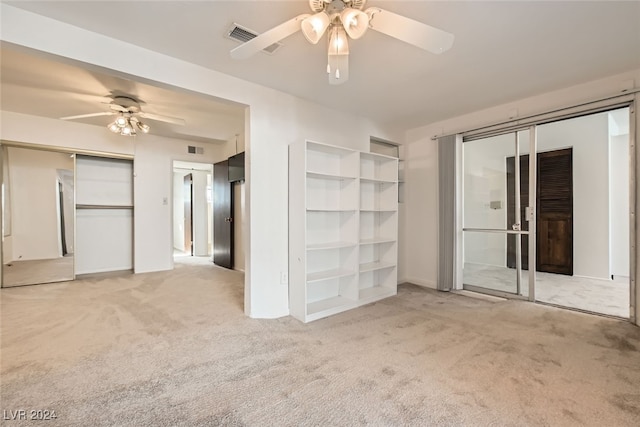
[{"xmin": 289, "ymin": 140, "xmax": 398, "ymax": 323}]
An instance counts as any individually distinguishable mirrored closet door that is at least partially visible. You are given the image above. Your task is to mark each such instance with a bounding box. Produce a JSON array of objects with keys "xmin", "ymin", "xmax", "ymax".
[{"xmin": 1, "ymin": 145, "xmax": 75, "ymax": 287}]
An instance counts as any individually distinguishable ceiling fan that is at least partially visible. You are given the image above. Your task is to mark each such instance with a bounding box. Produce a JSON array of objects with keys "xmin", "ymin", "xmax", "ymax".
[
  {"xmin": 230, "ymin": 0, "xmax": 454, "ymax": 85},
  {"xmin": 60, "ymin": 95, "xmax": 186, "ymax": 136}
]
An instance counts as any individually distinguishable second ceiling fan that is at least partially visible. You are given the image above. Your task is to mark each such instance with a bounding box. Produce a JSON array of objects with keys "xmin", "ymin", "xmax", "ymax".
[{"xmin": 230, "ymin": 0, "xmax": 454, "ymax": 85}]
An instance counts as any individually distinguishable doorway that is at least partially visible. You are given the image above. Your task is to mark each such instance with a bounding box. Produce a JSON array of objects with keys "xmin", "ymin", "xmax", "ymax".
[{"xmin": 172, "ymin": 161, "xmax": 213, "ymax": 261}]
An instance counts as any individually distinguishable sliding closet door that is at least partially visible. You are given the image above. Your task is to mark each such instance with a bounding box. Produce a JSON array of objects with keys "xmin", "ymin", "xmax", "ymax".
[
  {"xmin": 75, "ymin": 155, "xmax": 133, "ymax": 275},
  {"xmin": 462, "ymin": 129, "xmax": 536, "ymax": 298}
]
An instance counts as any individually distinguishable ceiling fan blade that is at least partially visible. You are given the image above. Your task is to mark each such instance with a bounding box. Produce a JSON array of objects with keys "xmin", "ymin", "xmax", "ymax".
[
  {"xmin": 365, "ymin": 7, "xmax": 454, "ymax": 54},
  {"xmin": 230, "ymin": 14, "xmax": 310, "ymax": 59},
  {"xmin": 60, "ymin": 112, "xmax": 115, "ymax": 120},
  {"xmin": 138, "ymin": 112, "xmax": 186, "ymax": 126}
]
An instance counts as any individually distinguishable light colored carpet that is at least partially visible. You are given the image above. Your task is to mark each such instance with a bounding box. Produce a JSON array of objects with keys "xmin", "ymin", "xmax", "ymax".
[
  {"xmin": 1, "ymin": 260, "xmax": 639, "ymax": 426},
  {"xmin": 464, "ymin": 263, "xmax": 630, "ymax": 318}
]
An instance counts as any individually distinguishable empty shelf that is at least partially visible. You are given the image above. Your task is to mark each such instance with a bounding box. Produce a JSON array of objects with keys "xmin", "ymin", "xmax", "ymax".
[
  {"xmin": 306, "ymin": 295, "xmax": 355, "ymax": 318},
  {"xmin": 359, "ymin": 261, "xmax": 396, "ymax": 273},
  {"xmin": 307, "ymin": 268, "xmax": 355, "ymax": 283}
]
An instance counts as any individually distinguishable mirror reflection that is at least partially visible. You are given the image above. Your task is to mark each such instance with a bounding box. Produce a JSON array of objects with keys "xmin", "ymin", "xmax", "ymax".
[{"xmin": 2, "ymin": 145, "xmax": 74, "ymax": 287}]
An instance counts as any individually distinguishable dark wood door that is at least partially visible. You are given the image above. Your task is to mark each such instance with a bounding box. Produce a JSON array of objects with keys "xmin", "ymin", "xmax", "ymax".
[
  {"xmin": 213, "ymin": 160, "xmax": 233, "ymax": 269},
  {"xmin": 506, "ymin": 148, "xmax": 573, "ymax": 275},
  {"xmin": 537, "ymin": 149, "xmax": 573, "ymax": 275},
  {"xmin": 184, "ymin": 174, "xmax": 193, "ymax": 255}
]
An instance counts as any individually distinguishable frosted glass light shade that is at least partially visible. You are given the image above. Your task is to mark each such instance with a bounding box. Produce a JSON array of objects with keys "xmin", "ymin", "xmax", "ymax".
[
  {"xmin": 108, "ymin": 122, "xmax": 120, "ymax": 133},
  {"xmin": 340, "ymin": 8, "xmax": 369, "ymax": 39},
  {"xmin": 115, "ymin": 116, "xmax": 127, "ymax": 127},
  {"xmin": 327, "ymin": 25, "xmax": 349, "ymax": 55},
  {"xmin": 301, "ymin": 12, "xmax": 330, "ymax": 44}
]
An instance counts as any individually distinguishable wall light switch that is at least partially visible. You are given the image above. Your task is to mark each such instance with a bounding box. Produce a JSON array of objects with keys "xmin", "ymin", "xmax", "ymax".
[
  {"xmin": 162, "ymin": 197, "xmax": 168, "ymax": 205},
  {"xmin": 280, "ymin": 271, "xmax": 288, "ymax": 285}
]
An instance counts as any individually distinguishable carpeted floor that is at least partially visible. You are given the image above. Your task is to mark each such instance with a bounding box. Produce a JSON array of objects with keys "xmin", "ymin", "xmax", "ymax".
[{"xmin": 1, "ymin": 259, "xmax": 639, "ymax": 426}]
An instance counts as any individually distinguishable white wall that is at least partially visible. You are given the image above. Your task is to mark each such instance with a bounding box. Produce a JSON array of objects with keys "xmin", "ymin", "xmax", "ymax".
[
  {"xmin": 610, "ymin": 132, "xmax": 630, "ymax": 277},
  {"xmin": 404, "ymin": 69, "xmax": 640, "ymax": 291},
  {"xmin": 0, "ymin": 4, "xmax": 402, "ymax": 319},
  {"xmin": 4, "ymin": 147, "xmax": 73, "ymax": 262}
]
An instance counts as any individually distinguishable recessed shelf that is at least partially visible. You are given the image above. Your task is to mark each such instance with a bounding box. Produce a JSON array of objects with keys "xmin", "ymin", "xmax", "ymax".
[
  {"xmin": 307, "ymin": 296, "xmax": 356, "ymax": 318},
  {"xmin": 360, "ymin": 209, "xmax": 398, "ymax": 213},
  {"xmin": 307, "ymin": 268, "xmax": 355, "ymax": 283},
  {"xmin": 359, "ymin": 261, "xmax": 396, "ymax": 273}
]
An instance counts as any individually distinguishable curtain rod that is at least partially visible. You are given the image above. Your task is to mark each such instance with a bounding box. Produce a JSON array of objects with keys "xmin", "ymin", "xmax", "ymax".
[{"xmin": 430, "ymin": 88, "xmax": 639, "ymax": 141}]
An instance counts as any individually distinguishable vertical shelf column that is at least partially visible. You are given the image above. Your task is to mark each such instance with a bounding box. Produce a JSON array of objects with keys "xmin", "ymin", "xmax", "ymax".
[
  {"xmin": 290, "ymin": 141, "xmax": 360, "ymax": 322},
  {"xmin": 358, "ymin": 152, "xmax": 399, "ymax": 304}
]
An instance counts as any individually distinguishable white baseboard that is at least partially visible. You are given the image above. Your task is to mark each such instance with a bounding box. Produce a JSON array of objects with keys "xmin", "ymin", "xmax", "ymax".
[{"xmin": 403, "ymin": 276, "xmax": 437, "ymax": 289}]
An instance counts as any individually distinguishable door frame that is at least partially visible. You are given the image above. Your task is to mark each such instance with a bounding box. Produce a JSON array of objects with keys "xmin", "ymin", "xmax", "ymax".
[
  {"xmin": 170, "ymin": 160, "xmax": 214, "ymax": 264},
  {"xmin": 458, "ymin": 102, "xmax": 637, "ymax": 323}
]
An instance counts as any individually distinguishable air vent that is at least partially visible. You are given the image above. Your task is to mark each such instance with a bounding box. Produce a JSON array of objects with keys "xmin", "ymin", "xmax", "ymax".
[
  {"xmin": 226, "ymin": 23, "xmax": 283, "ymax": 55},
  {"xmin": 188, "ymin": 146, "xmax": 204, "ymax": 155}
]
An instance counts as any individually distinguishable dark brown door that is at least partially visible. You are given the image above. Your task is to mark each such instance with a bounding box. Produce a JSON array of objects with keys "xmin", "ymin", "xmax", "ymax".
[
  {"xmin": 184, "ymin": 174, "xmax": 193, "ymax": 255},
  {"xmin": 213, "ymin": 160, "xmax": 233, "ymax": 269},
  {"xmin": 537, "ymin": 149, "xmax": 573, "ymax": 275},
  {"xmin": 507, "ymin": 148, "xmax": 573, "ymax": 275}
]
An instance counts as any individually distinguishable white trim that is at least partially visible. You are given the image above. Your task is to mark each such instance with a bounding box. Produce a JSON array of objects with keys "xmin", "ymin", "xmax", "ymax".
[{"xmin": 405, "ymin": 277, "xmax": 437, "ymax": 289}]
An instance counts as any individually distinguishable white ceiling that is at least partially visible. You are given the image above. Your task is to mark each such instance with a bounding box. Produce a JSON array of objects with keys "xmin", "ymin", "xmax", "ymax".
[{"xmin": 2, "ymin": 0, "xmax": 640, "ymax": 134}]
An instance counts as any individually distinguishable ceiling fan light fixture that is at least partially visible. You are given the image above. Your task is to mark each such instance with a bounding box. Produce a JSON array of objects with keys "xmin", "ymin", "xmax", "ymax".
[
  {"xmin": 108, "ymin": 122, "xmax": 120, "ymax": 133},
  {"xmin": 340, "ymin": 8, "xmax": 369, "ymax": 39},
  {"xmin": 115, "ymin": 115, "xmax": 128, "ymax": 127},
  {"xmin": 301, "ymin": 12, "xmax": 330, "ymax": 44},
  {"xmin": 328, "ymin": 25, "xmax": 349, "ymax": 55}
]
